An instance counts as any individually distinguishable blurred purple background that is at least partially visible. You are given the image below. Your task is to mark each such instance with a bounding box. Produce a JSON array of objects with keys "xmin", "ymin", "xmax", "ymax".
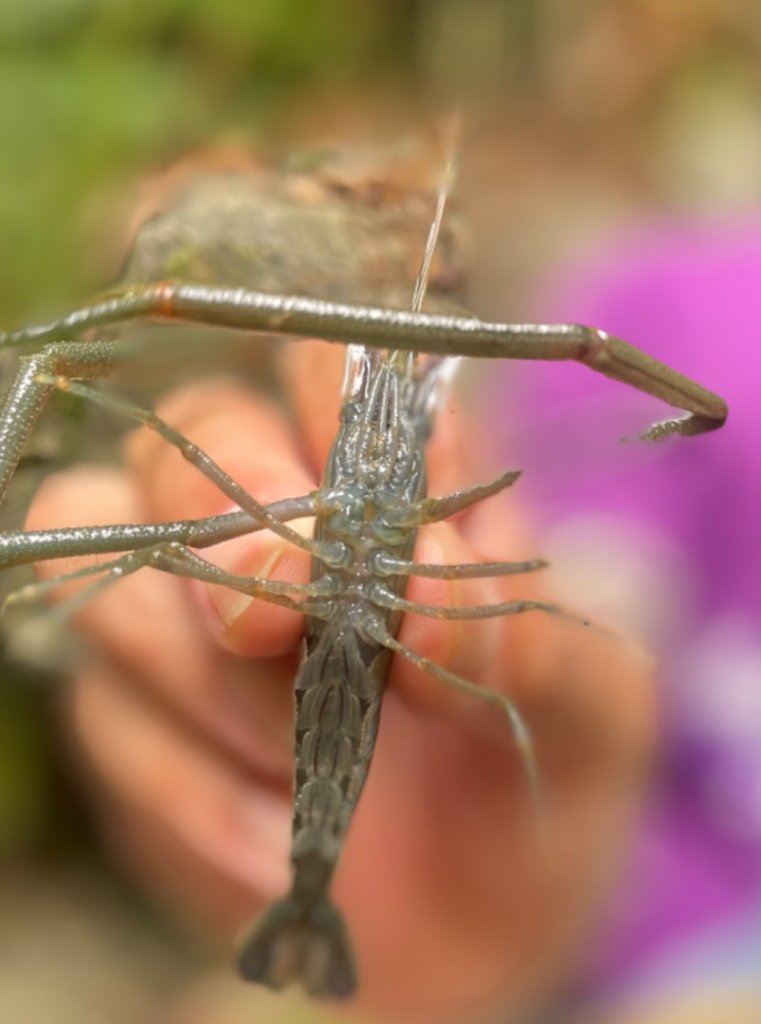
[{"xmin": 488, "ymin": 218, "xmax": 761, "ymax": 1009}]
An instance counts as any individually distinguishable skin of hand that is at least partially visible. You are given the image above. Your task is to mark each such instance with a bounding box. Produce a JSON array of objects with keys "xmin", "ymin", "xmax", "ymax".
[{"xmin": 26, "ymin": 341, "xmax": 655, "ymax": 1022}]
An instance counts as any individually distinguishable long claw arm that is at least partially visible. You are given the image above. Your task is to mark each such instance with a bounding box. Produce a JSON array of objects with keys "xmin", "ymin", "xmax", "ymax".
[{"xmin": 1, "ymin": 285, "xmax": 727, "ymax": 438}]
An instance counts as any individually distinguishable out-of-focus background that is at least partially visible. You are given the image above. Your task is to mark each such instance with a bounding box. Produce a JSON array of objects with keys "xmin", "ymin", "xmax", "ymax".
[{"xmin": 1, "ymin": 2, "xmax": 759, "ymax": 1022}]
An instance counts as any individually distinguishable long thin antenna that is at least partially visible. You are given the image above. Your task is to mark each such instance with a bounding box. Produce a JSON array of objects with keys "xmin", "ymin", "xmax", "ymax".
[
  {"xmin": 410, "ymin": 113, "xmax": 461, "ymax": 314},
  {"xmin": 405, "ymin": 114, "xmax": 462, "ymax": 408}
]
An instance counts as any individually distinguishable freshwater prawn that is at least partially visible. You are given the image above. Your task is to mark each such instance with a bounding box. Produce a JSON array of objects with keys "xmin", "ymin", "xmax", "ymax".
[{"xmin": 0, "ymin": 143, "xmax": 727, "ymax": 998}]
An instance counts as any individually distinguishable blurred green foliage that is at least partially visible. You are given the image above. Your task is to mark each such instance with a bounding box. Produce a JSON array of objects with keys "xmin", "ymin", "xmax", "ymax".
[
  {"xmin": 0, "ymin": 0, "xmax": 418, "ymax": 321},
  {"xmin": 0, "ymin": 681, "xmax": 52, "ymax": 848}
]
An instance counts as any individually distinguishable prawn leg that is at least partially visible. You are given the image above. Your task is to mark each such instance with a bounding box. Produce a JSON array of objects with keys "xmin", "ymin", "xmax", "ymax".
[
  {"xmin": 5, "ymin": 541, "xmax": 333, "ymax": 617},
  {"xmin": 0, "ymin": 340, "xmax": 115, "ymax": 503},
  {"xmin": 0, "ymin": 284, "xmax": 727, "ymax": 439},
  {"xmin": 375, "ymin": 554, "xmax": 548, "ymax": 579},
  {"xmin": 384, "ymin": 469, "xmax": 522, "ymax": 528},
  {"xmin": 130, "ymin": 542, "xmax": 333, "ymax": 614},
  {"xmin": 0, "ymin": 496, "xmax": 315, "ymax": 572},
  {"xmin": 370, "ymin": 585, "xmax": 592, "ymax": 629}
]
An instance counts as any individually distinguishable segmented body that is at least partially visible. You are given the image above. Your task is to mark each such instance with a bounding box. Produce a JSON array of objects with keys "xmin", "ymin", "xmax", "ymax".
[
  {"xmin": 296, "ymin": 351, "xmax": 426, "ymax": 873},
  {"xmin": 239, "ymin": 342, "xmax": 439, "ymax": 993}
]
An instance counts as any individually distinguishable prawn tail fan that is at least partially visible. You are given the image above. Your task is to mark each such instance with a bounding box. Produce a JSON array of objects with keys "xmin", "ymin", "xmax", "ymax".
[{"xmin": 237, "ymin": 894, "xmax": 357, "ymax": 999}]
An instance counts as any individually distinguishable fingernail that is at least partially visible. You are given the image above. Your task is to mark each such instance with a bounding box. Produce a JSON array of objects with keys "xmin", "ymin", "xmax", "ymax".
[
  {"xmin": 204, "ymin": 518, "xmax": 312, "ymax": 630},
  {"xmin": 209, "ymin": 541, "xmax": 284, "ymax": 629}
]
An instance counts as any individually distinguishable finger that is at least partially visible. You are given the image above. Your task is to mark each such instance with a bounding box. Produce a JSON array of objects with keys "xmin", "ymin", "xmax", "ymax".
[
  {"xmin": 26, "ymin": 466, "xmax": 295, "ymax": 777},
  {"xmin": 396, "ymin": 509, "xmax": 655, "ymax": 856},
  {"xmin": 125, "ymin": 377, "xmax": 314, "ymax": 520},
  {"xmin": 69, "ymin": 661, "xmax": 291, "ymax": 933},
  {"xmin": 424, "ymin": 375, "xmax": 494, "ymax": 497},
  {"xmin": 333, "ymin": 647, "xmax": 650, "ymax": 1019},
  {"xmin": 394, "ymin": 520, "xmax": 517, "ymax": 716},
  {"xmin": 276, "ymin": 340, "xmax": 344, "ymax": 476},
  {"xmin": 393, "ymin": 514, "xmax": 622, "ymax": 744},
  {"xmin": 96, "ymin": 793, "xmax": 261, "ymax": 940},
  {"xmin": 124, "ymin": 378, "xmax": 316, "ymax": 657}
]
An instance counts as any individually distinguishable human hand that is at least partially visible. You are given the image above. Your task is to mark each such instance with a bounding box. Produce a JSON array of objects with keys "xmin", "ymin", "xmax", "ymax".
[{"xmin": 27, "ymin": 341, "xmax": 654, "ymax": 1021}]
